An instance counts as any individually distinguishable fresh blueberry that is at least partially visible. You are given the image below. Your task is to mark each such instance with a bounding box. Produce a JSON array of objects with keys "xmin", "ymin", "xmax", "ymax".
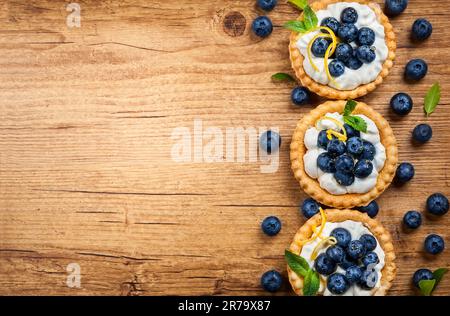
[
  {"xmin": 334, "ymin": 43, "xmax": 353, "ymax": 63},
  {"xmin": 343, "ymin": 123, "xmax": 360, "ymax": 139},
  {"xmin": 261, "ymin": 216, "xmax": 281, "ymax": 236},
  {"xmin": 321, "ymin": 17, "xmax": 341, "ymax": 35},
  {"xmin": 359, "ymin": 234, "xmax": 377, "ymax": 252},
  {"xmin": 405, "ymin": 59, "xmax": 428, "ymax": 81},
  {"xmin": 395, "ymin": 162, "xmax": 415, "ymax": 183},
  {"xmin": 330, "ymin": 227, "xmax": 352, "ymax": 248},
  {"xmin": 341, "ymin": 7, "xmax": 358, "ymax": 24},
  {"xmin": 354, "ymin": 160, "xmax": 373, "ymax": 178},
  {"xmin": 327, "ymin": 273, "xmax": 349, "ymax": 295},
  {"xmin": 356, "ymin": 45, "xmax": 376, "ymax": 63},
  {"xmin": 252, "ymin": 16, "xmax": 273, "ymax": 38},
  {"xmin": 356, "ymin": 201, "xmax": 379, "ymax": 218},
  {"xmin": 424, "ymin": 234, "xmax": 445, "ymax": 255},
  {"xmin": 339, "ymin": 254, "xmax": 358, "ymax": 270},
  {"xmin": 334, "ymin": 171, "xmax": 355, "ymax": 186},
  {"xmin": 328, "ymin": 60, "xmax": 346, "ymax": 78},
  {"xmin": 291, "ymin": 86, "xmax": 310, "ymax": 105},
  {"xmin": 345, "ymin": 266, "xmax": 363, "ymax": 284},
  {"xmin": 346, "ymin": 240, "xmax": 366, "ymax": 260},
  {"xmin": 362, "ymin": 252, "xmax": 379, "ymax": 267},
  {"xmin": 426, "ymin": 193, "xmax": 449, "ymax": 216},
  {"xmin": 412, "ymin": 124, "xmax": 432, "ymax": 143},
  {"xmin": 317, "ymin": 152, "xmax": 336, "ymax": 173},
  {"xmin": 260, "ymin": 130, "xmax": 281, "ymax": 154},
  {"xmin": 301, "ymin": 198, "xmax": 320, "ymax": 219},
  {"xmin": 358, "ymin": 141, "xmax": 376, "ymax": 160},
  {"xmin": 357, "ymin": 27, "xmax": 376, "ymax": 46},
  {"xmin": 317, "ymin": 130, "xmax": 334, "ymax": 149},
  {"xmin": 257, "ymin": 0, "xmax": 277, "ymax": 11},
  {"xmin": 261, "ymin": 270, "xmax": 283, "ymax": 292},
  {"xmin": 358, "ymin": 268, "xmax": 378, "ymax": 289},
  {"xmin": 326, "ymin": 245, "xmax": 346, "ymax": 263},
  {"xmin": 390, "ymin": 92, "xmax": 413, "ymax": 115},
  {"xmin": 345, "ymin": 51, "xmax": 363, "ymax": 70},
  {"xmin": 346, "ymin": 136, "xmax": 364, "ymax": 156},
  {"xmin": 337, "ymin": 23, "xmax": 358, "ymax": 43},
  {"xmin": 335, "ymin": 154, "xmax": 354, "ymax": 173},
  {"xmin": 412, "ymin": 268, "xmax": 434, "ymax": 288},
  {"xmin": 314, "ymin": 253, "xmax": 337, "ymax": 276},
  {"xmin": 412, "ymin": 18, "xmax": 432, "ymax": 41},
  {"xmin": 311, "ymin": 37, "xmax": 332, "ymax": 57},
  {"xmin": 327, "ymin": 139, "xmax": 346, "ymax": 157},
  {"xmin": 403, "ymin": 210, "xmax": 422, "ymax": 229},
  {"xmin": 384, "ymin": 0, "xmax": 408, "ymax": 17}
]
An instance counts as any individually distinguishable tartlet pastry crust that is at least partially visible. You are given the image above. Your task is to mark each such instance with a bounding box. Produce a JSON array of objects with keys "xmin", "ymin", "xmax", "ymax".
[
  {"xmin": 289, "ymin": 0, "xmax": 396, "ymax": 99},
  {"xmin": 287, "ymin": 209, "xmax": 396, "ymax": 296},
  {"xmin": 290, "ymin": 100, "xmax": 398, "ymax": 208}
]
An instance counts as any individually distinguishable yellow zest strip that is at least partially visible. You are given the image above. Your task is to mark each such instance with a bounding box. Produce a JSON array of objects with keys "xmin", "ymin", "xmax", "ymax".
[
  {"xmin": 298, "ymin": 208, "xmax": 327, "ymax": 246},
  {"xmin": 310, "ymin": 236, "xmax": 337, "ymax": 260},
  {"xmin": 324, "ymin": 43, "xmax": 339, "ymax": 88},
  {"xmin": 307, "ymin": 33, "xmax": 332, "ymax": 72},
  {"xmin": 327, "ymin": 129, "xmax": 347, "ymax": 142},
  {"xmin": 315, "ymin": 116, "xmax": 348, "ymax": 142},
  {"xmin": 302, "ymin": 26, "xmax": 337, "ymax": 72}
]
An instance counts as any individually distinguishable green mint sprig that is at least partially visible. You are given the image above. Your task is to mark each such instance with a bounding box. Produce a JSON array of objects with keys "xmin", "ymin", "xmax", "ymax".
[
  {"xmin": 424, "ymin": 82, "xmax": 441, "ymax": 116},
  {"xmin": 283, "ymin": 2, "xmax": 318, "ymax": 34},
  {"xmin": 419, "ymin": 268, "xmax": 448, "ymax": 296},
  {"xmin": 343, "ymin": 100, "xmax": 367, "ymax": 133},
  {"xmin": 285, "ymin": 250, "xmax": 320, "ymax": 296},
  {"xmin": 271, "ymin": 72, "xmax": 296, "ymax": 82},
  {"xmin": 287, "ymin": 0, "xmax": 308, "ymax": 10}
]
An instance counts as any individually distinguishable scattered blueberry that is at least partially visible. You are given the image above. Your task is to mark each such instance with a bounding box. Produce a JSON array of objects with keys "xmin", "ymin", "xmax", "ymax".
[
  {"xmin": 345, "ymin": 52, "xmax": 363, "ymax": 70},
  {"xmin": 343, "ymin": 123, "xmax": 360, "ymax": 139},
  {"xmin": 328, "ymin": 60, "xmax": 346, "ymax": 77},
  {"xmin": 317, "ymin": 152, "xmax": 337, "ymax": 173},
  {"xmin": 311, "ymin": 37, "xmax": 332, "ymax": 57},
  {"xmin": 345, "ymin": 265, "xmax": 363, "ymax": 284},
  {"xmin": 252, "ymin": 16, "xmax": 273, "ymax": 38},
  {"xmin": 317, "ymin": 130, "xmax": 334, "ymax": 149},
  {"xmin": 257, "ymin": 0, "xmax": 277, "ymax": 11},
  {"xmin": 357, "ymin": 27, "xmax": 376, "ymax": 46},
  {"xmin": 334, "ymin": 170, "xmax": 355, "ymax": 186},
  {"xmin": 390, "ymin": 93, "xmax": 413, "ymax": 115},
  {"xmin": 301, "ymin": 198, "xmax": 320, "ymax": 219},
  {"xmin": 326, "ymin": 245, "xmax": 346, "ymax": 263},
  {"xmin": 362, "ymin": 252, "xmax": 379, "ymax": 267},
  {"xmin": 403, "ymin": 210, "xmax": 422, "ymax": 229},
  {"xmin": 356, "ymin": 45, "xmax": 376, "ymax": 63},
  {"xmin": 314, "ymin": 253, "xmax": 337, "ymax": 276},
  {"xmin": 412, "ymin": 268, "xmax": 434, "ymax": 288},
  {"xmin": 327, "ymin": 273, "xmax": 349, "ymax": 294},
  {"xmin": 412, "ymin": 124, "xmax": 432, "ymax": 143},
  {"xmin": 261, "ymin": 216, "xmax": 281, "ymax": 236},
  {"xmin": 426, "ymin": 193, "xmax": 449, "ymax": 216},
  {"xmin": 395, "ymin": 162, "xmax": 415, "ymax": 183},
  {"xmin": 412, "ymin": 18, "xmax": 432, "ymax": 41},
  {"xmin": 261, "ymin": 270, "xmax": 283, "ymax": 292},
  {"xmin": 346, "ymin": 137, "xmax": 364, "ymax": 156},
  {"xmin": 424, "ymin": 234, "xmax": 445, "ymax": 255},
  {"xmin": 384, "ymin": 0, "xmax": 408, "ymax": 17},
  {"xmin": 291, "ymin": 86, "xmax": 310, "ymax": 106},
  {"xmin": 335, "ymin": 43, "xmax": 354, "ymax": 62},
  {"xmin": 354, "ymin": 160, "xmax": 373, "ymax": 178},
  {"xmin": 331, "ymin": 227, "xmax": 352, "ymax": 248},
  {"xmin": 346, "ymin": 240, "xmax": 366, "ymax": 260},
  {"xmin": 260, "ymin": 130, "xmax": 281, "ymax": 154},
  {"xmin": 338, "ymin": 23, "xmax": 358, "ymax": 43},
  {"xmin": 321, "ymin": 17, "xmax": 341, "ymax": 35},
  {"xmin": 341, "ymin": 7, "xmax": 358, "ymax": 24},
  {"xmin": 335, "ymin": 154, "xmax": 354, "ymax": 173},
  {"xmin": 327, "ymin": 139, "xmax": 346, "ymax": 157},
  {"xmin": 359, "ymin": 234, "xmax": 377, "ymax": 252},
  {"xmin": 358, "ymin": 268, "xmax": 378, "ymax": 289},
  {"xmin": 358, "ymin": 141, "xmax": 376, "ymax": 161},
  {"xmin": 357, "ymin": 201, "xmax": 379, "ymax": 218},
  {"xmin": 405, "ymin": 59, "xmax": 428, "ymax": 81}
]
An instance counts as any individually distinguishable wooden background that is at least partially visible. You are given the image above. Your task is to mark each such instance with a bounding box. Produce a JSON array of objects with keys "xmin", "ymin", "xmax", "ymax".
[{"xmin": 0, "ymin": 0, "xmax": 449, "ymax": 296}]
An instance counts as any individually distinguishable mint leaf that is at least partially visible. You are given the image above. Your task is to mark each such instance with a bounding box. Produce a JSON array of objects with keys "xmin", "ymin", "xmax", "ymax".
[
  {"xmin": 432, "ymin": 268, "xmax": 448, "ymax": 291},
  {"xmin": 419, "ymin": 279, "xmax": 436, "ymax": 296},
  {"xmin": 424, "ymin": 82, "xmax": 441, "ymax": 116},
  {"xmin": 344, "ymin": 115, "xmax": 367, "ymax": 133},
  {"xmin": 285, "ymin": 250, "xmax": 309, "ymax": 278},
  {"xmin": 343, "ymin": 100, "xmax": 357, "ymax": 116},
  {"xmin": 283, "ymin": 20, "xmax": 307, "ymax": 33},
  {"xmin": 271, "ymin": 73, "xmax": 295, "ymax": 82},
  {"xmin": 287, "ymin": 0, "xmax": 308, "ymax": 10},
  {"xmin": 303, "ymin": 269, "xmax": 320, "ymax": 296},
  {"xmin": 303, "ymin": 6, "xmax": 318, "ymax": 30}
]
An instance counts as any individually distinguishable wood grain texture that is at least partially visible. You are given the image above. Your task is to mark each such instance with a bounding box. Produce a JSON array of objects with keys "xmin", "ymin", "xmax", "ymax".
[{"xmin": 0, "ymin": 0, "xmax": 449, "ymax": 296}]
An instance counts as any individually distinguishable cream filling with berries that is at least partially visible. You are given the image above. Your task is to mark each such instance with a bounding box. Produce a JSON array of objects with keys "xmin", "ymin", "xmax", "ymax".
[
  {"xmin": 303, "ymin": 112, "xmax": 386, "ymax": 195},
  {"xmin": 300, "ymin": 220, "xmax": 385, "ymax": 296},
  {"xmin": 296, "ymin": 2, "xmax": 389, "ymax": 90}
]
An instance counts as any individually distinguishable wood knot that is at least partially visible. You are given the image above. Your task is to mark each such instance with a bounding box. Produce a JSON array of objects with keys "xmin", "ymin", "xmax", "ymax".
[{"xmin": 223, "ymin": 11, "xmax": 246, "ymax": 37}]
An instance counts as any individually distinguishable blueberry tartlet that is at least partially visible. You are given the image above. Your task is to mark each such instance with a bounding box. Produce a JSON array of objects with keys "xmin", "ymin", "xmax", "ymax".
[
  {"xmin": 290, "ymin": 100, "xmax": 398, "ymax": 208},
  {"xmin": 287, "ymin": 209, "xmax": 396, "ymax": 296},
  {"xmin": 289, "ymin": 0, "xmax": 396, "ymax": 99}
]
